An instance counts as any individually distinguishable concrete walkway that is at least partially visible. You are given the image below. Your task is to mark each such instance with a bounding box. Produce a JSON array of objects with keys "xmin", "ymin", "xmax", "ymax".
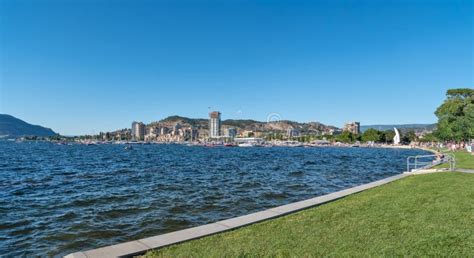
[
  {"xmin": 456, "ymin": 168, "xmax": 474, "ymax": 174},
  {"xmin": 404, "ymin": 168, "xmax": 474, "ymax": 175}
]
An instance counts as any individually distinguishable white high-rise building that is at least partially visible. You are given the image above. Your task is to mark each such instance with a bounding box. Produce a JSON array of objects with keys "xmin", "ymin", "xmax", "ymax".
[
  {"xmin": 131, "ymin": 122, "xmax": 137, "ymax": 138},
  {"xmin": 209, "ymin": 111, "xmax": 221, "ymax": 138},
  {"xmin": 131, "ymin": 121, "xmax": 145, "ymax": 141}
]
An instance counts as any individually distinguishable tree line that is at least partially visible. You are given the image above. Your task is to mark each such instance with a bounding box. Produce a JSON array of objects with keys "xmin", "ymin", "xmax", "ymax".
[
  {"xmin": 265, "ymin": 88, "xmax": 473, "ymax": 144},
  {"xmin": 434, "ymin": 88, "xmax": 473, "ymax": 142}
]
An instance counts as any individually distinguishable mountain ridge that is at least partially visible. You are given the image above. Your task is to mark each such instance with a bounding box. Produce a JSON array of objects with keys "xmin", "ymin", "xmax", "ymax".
[
  {"xmin": 149, "ymin": 116, "xmax": 339, "ymax": 136},
  {"xmin": 360, "ymin": 123, "xmax": 436, "ymax": 133},
  {"xmin": 0, "ymin": 114, "xmax": 56, "ymax": 138}
]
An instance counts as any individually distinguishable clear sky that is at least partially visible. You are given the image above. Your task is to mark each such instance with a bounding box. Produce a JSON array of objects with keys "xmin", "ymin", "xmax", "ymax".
[{"xmin": 1, "ymin": 0, "xmax": 472, "ymax": 135}]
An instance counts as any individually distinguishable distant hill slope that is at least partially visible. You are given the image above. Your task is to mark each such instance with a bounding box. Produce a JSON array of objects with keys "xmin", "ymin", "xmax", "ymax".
[
  {"xmin": 149, "ymin": 116, "xmax": 338, "ymax": 136},
  {"xmin": 0, "ymin": 114, "xmax": 56, "ymax": 138},
  {"xmin": 361, "ymin": 124, "xmax": 437, "ymax": 133}
]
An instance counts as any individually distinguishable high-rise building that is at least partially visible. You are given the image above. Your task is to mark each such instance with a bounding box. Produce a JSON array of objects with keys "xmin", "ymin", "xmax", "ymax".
[
  {"xmin": 131, "ymin": 121, "xmax": 145, "ymax": 141},
  {"xmin": 131, "ymin": 122, "xmax": 137, "ymax": 138},
  {"xmin": 343, "ymin": 122, "xmax": 360, "ymax": 135},
  {"xmin": 209, "ymin": 111, "xmax": 221, "ymax": 138}
]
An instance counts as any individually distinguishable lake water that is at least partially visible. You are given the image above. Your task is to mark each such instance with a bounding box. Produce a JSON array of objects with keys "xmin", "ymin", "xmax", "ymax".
[{"xmin": 0, "ymin": 141, "xmax": 431, "ymax": 256}]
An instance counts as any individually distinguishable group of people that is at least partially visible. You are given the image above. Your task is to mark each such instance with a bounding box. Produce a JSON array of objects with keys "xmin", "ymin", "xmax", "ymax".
[
  {"xmin": 410, "ymin": 141, "xmax": 473, "ymax": 152},
  {"xmin": 445, "ymin": 142, "xmax": 473, "ymax": 153}
]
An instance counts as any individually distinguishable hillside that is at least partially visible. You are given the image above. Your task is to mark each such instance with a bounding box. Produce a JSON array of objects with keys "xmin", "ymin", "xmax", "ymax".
[
  {"xmin": 149, "ymin": 116, "xmax": 338, "ymax": 136},
  {"xmin": 360, "ymin": 124, "xmax": 436, "ymax": 133},
  {"xmin": 0, "ymin": 114, "xmax": 56, "ymax": 138}
]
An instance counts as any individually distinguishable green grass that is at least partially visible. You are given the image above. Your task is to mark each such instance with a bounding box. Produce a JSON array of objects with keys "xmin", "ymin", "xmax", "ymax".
[
  {"xmin": 436, "ymin": 150, "xmax": 474, "ymax": 169},
  {"xmin": 145, "ymin": 173, "xmax": 474, "ymax": 257}
]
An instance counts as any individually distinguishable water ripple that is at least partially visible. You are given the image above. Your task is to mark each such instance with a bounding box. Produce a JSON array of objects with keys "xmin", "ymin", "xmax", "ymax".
[{"xmin": 0, "ymin": 141, "xmax": 431, "ymax": 256}]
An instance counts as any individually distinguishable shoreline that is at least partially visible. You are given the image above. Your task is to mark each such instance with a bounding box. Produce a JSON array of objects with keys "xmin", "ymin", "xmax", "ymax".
[
  {"xmin": 7, "ymin": 139, "xmax": 435, "ymax": 151},
  {"xmin": 65, "ymin": 147, "xmax": 435, "ymax": 258},
  {"xmin": 66, "ymin": 174, "xmax": 410, "ymax": 258}
]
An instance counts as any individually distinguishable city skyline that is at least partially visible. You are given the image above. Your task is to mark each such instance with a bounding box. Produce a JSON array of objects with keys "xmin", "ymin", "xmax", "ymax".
[
  {"xmin": 1, "ymin": 0, "xmax": 472, "ymax": 135},
  {"xmin": 90, "ymin": 109, "xmax": 353, "ymax": 143}
]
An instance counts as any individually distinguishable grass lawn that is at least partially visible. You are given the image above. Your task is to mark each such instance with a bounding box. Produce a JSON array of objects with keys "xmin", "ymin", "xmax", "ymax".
[
  {"xmin": 436, "ymin": 150, "xmax": 474, "ymax": 169},
  {"xmin": 145, "ymin": 172, "xmax": 474, "ymax": 257}
]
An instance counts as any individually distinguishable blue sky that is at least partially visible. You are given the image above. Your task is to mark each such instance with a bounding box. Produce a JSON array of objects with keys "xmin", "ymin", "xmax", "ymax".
[{"xmin": 1, "ymin": 0, "xmax": 472, "ymax": 135}]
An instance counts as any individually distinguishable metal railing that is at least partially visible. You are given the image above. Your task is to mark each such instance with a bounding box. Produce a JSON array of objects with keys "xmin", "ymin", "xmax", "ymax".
[{"xmin": 406, "ymin": 153, "xmax": 456, "ymax": 172}]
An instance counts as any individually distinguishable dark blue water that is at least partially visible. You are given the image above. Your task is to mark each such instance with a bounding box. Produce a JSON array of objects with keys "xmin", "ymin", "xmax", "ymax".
[{"xmin": 0, "ymin": 141, "xmax": 430, "ymax": 256}]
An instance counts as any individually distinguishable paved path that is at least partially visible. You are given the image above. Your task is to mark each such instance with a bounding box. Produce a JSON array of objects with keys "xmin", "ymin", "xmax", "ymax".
[{"xmin": 456, "ymin": 168, "xmax": 474, "ymax": 174}]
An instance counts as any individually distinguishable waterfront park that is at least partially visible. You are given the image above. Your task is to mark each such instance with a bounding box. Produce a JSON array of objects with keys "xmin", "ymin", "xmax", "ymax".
[
  {"xmin": 1, "ymin": 1, "xmax": 473, "ymax": 255},
  {"xmin": 143, "ymin": 90, "xmax": 474, "ymax": 257},
  {"xmin": 62, "ymin": 89, "xmax": 473, "ymax": 257},
  {"xmin": 145, "ymin": 170, "xmax": 473, "ymax": 257}
]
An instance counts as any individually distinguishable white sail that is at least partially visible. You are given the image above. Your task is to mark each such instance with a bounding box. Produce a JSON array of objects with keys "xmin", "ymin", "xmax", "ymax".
[{"xmin": 393, "ymin": 127, "xmax": 400, "ymax": 145}]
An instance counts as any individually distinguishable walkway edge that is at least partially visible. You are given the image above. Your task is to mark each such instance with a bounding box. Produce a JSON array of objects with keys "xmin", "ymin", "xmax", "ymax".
[{"xmin": 65, "ymin": 173, "xmax": 409, "ymax": 258}]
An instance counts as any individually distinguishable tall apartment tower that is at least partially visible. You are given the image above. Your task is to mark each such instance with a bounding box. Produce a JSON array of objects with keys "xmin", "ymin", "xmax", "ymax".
[
  {"xmin": 131, "ymin": 121, "xmax": 145, "ymax": 141},
  {"xmin": 131, "ymin": 122, "xmax": 137, "ymax": 139},
  {"xmin": 343, "ymin": 122, "xmax": 361, "ymax": 135},
  {"xmin": 209, "ymin": 111, "xmax": 221, "ymax": 138}
]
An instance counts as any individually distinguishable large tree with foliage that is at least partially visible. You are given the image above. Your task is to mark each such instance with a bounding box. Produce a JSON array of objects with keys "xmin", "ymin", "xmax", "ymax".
[
  {"xmin": 361, "ymin": 128, "xmax": 381, "ymax": 142},
  {"xmin": 418, "ymin": 133, "xmax": 437, "ymax": 143},
  {"xmin": 336, "ymin": 131, "xmax": 355, "ymax": 143},
  {"xmin": 435, "ymin": 88, "xmax": 474, "ymax": 142},
  {"xmin": 379, "ymin": 130, "xmax": 395, "ymax": 144},
  {"xmin": 401, "ymin": 130, "xmax": 417, "ymax": 144}
]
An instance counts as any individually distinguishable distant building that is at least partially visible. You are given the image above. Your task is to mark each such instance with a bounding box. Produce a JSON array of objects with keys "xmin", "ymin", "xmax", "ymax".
[
  {"xmin": 131, "ymin": 121, "xmax": 145, "ymax": 141},
  {"xmin": 240, "ymin": 130, "xmax": 254, "ymax": 138},
  {"xmin": 131, "ymin": 122, "xmax": 137, "ymax": 138},
  {"xmin": 173, "ymin": 123, "xmax": 182, "ymax": 135},
  {"xmin": 114, "ymin": 129, "xmax": 131, "ymax": 140},
  {"xmin": 160, "ymin": 127, "xmax": 168, "ymax": 135},
  {"xmin": 149, "ymin": 126, "xmax": 158, "ymax": 135},
  {"xmin": 190, "ymin": 127, "xmax": 199, "ymax": 141},
  {"xmin": 209, "ymin": 111, "xmax": 221, "ymax": 138},
  {"xmin": 332, "ymin": 128, "xmax": 343, "ymax": 135},
  {"xmin": 343, "ymin": 122, "xmax": 360, "ymax": 135},
  {"xmin": 234, "ymin": 137, "xmax": 264, "ymax": 144},
  {"xmin": 145, "ymin": 126, "xmax": 159, "ymax": 141},
  {"xmin": 226, "ymin": 127, "xmax": 237, "ymax": 139},
  {"xmin": 287, "ymin": 127, "xmax": 300, "ymax": 138}
]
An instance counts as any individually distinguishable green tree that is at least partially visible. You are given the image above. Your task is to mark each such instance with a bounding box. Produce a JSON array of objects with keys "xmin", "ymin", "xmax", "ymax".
[
  {"xmin": 380, "ymin": 130, "xmax": 395, "ymax": 144},
  {"xmin": 419, "ymin": 133, "xmax": 437, "ymax": 143},
  {"xmin": 401, "ymin": 130, "xmax": 417, "ymax": 144},
  {"xmin": 434, "ymin": 88, "xmax": 474, "ymax": 142},
  {"xmin": 407, "ymin": 130, "xmax": 418, "ymax": 142},
  {"xmin": 336, "ymin": 131, "xmax": 354, "ymax": 143},
  {"xmin": 361, "ymin": 128, "xmax": 381, "ymax": 143}
]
